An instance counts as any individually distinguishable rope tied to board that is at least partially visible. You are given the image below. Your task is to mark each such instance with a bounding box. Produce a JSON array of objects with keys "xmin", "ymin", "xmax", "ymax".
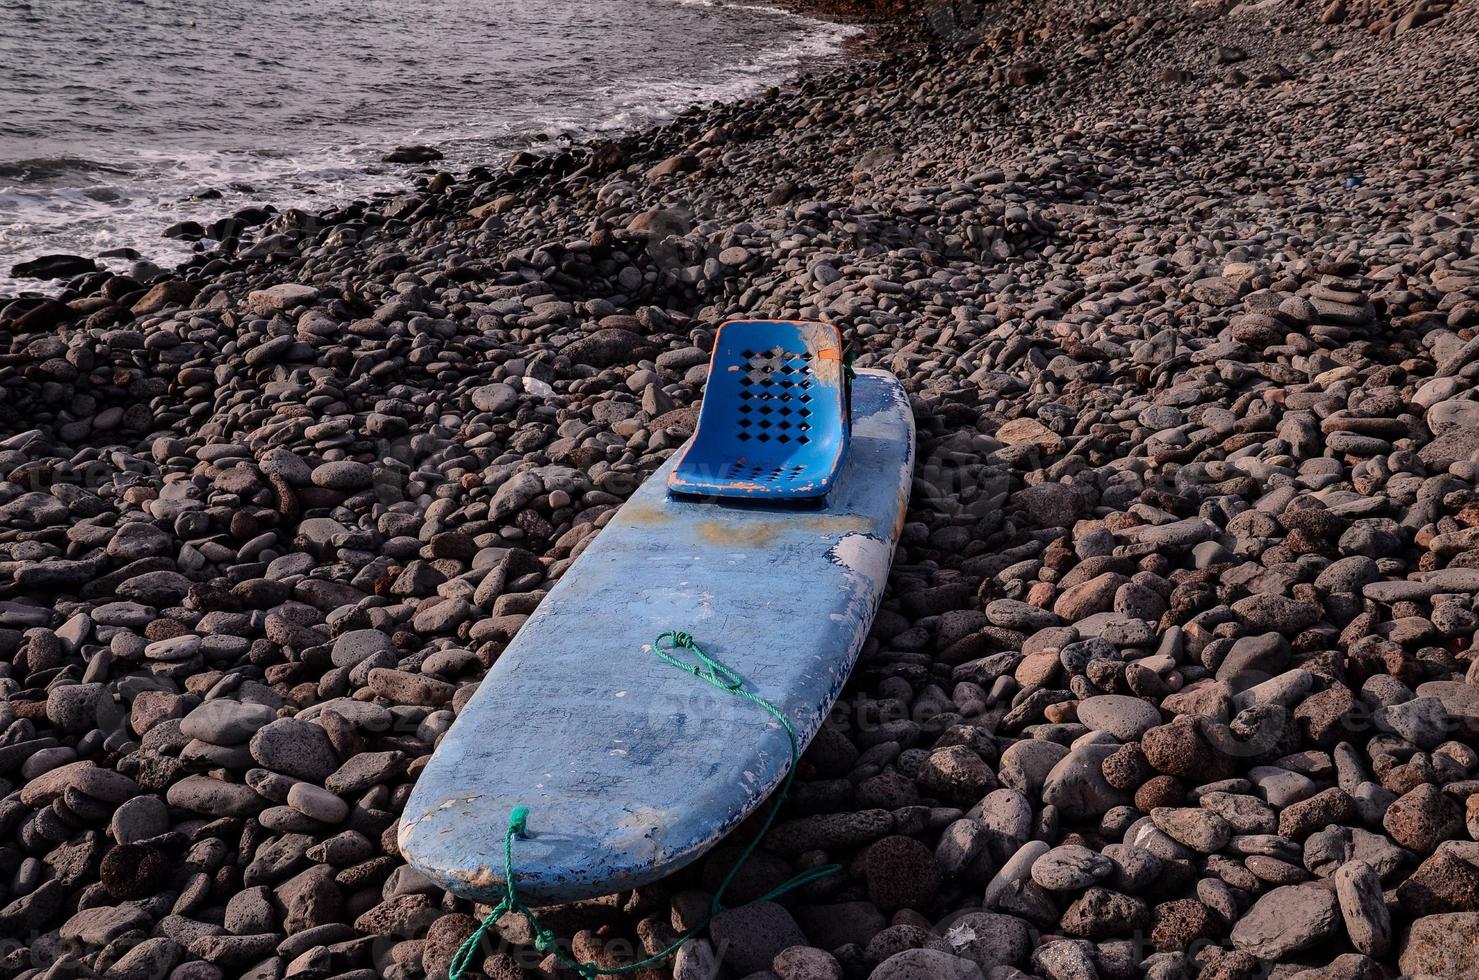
[{"xmin": 447, "ymin": 629, "xmax": 840, "ymax": 980}]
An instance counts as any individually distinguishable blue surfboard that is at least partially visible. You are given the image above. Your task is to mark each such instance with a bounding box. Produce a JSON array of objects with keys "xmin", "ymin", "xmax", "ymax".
[{"xmin": 399, "ymin": 369, "xmax": 914, "ymax": 905}]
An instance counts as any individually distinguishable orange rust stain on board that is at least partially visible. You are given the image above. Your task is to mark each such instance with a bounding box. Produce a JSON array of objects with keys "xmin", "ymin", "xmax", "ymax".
[
  {"xmin": 693, "ymin": 512, "xmax": 872, "ymax": 549},
  {"xmin": 623, "ymin": 500, "xmax": 871, "ymax": 550},
  {"xmin": 618, "ymin": 481, "xmax": 869, "ymax": 552},
  {"xmin": 695, "ymin": 520, "xmax": 780, "ymax": 548},
  {"xmin": 620, "ymin": 501, "xmax": 672, "ymax": 528}
]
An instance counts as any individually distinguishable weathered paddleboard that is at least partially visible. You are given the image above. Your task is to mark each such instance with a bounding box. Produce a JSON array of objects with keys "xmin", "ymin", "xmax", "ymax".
[{"xmin": 400, "ymin": 368, "xmax": 914, "ymax": 905}]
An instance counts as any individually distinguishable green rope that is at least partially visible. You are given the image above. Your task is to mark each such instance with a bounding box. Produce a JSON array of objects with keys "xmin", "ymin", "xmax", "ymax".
[{"xmin": 448, "ymin": 629, "xmax": 840, "ymax": 980}]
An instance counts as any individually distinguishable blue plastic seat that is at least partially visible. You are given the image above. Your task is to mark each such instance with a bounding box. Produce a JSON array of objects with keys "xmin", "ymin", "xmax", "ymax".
[{"xmin": 668, "ymin": 320, "xmax": 849, "ymax": 501}]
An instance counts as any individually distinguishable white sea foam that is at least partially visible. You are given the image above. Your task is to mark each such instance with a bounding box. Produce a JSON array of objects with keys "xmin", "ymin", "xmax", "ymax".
[{"xmin": 0, "ymin": 0, "xmax": 861, "ymax": 294}]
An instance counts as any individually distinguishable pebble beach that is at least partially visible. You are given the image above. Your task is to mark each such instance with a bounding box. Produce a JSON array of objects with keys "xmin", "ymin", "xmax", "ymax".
[{"xmin": 1, "ymin": 0, "xmax": 1478, "ymax": 977}]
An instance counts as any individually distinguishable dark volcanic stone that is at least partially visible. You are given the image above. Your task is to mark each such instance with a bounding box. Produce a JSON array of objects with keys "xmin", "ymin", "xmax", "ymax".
[
  {"xmin": 1151, "ymin": 898, "xmax": 1222, "ymax": 952},
  {"xmin": 1101, "ymin": 743, "xmax": 1153, "ymax": 791},
  {"xmin": 794, "ymin": 901, "xmax": 887, "ymax": 952},
  {"xmin": 766, "ymin": 810, "xmax": 894, "ymax": 856},
  {"xmin": 1142, "ymin": 717, "xmax": 1230, "ymax": 781},
  {"xmin": 382, "ymin": 144, "xmax": 444, "ymax": 163},
  {"xmin": 1384, "ymin": 784, "xmax": 1464, "ymax": 854},
  {"xmin": 1279, "ymin": 787, "xmax": 1357, "ymax": 840},
  {"xmin": 1399, "ymin": 913, "xmax": 1479, "ymax": 975},
  {"xmin": 99, "ymin": 843, "xmax": 169, "ymax": 900},
  {"xmin": 1397, "ymin": 850, "xmax": 1479, "ymax": 916},
  {"xmin": 709, "ymin": 902, "xmax": 806, "ymax": 976},
  {"xmin": 941, "ymin": 911, "xmax": 1031, "ymax": 971},
  {"xmin": 864, "ymin": 836, "xmax": 942, "ymax": 912},
  {"xmin": 1230, "ymin": 884, "xmax": 1340, "ymax": 959},
  {"xmin": 560, "ymin": 329, "xmax": 657, "ymax": 368},
  {"xmin": 249, "ymin": 718, "xmax": 340, "ymax": 782},
  {"xmin": 1059, "ymin": 887, "xmax": 1149, "ymax": 939},
  {"xmin": 11, "ymin": 253, "xmax": 99, "ymax": 278}
]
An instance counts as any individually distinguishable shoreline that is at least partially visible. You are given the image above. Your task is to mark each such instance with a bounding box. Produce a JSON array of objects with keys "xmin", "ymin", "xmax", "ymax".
[
  {"xmin": 0, "ymin": 0, "xmax": 1476, "ymax": 978},
  {"xmin": 0, "ymin": 0, "xmax": 887, "ymax": 301}
]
